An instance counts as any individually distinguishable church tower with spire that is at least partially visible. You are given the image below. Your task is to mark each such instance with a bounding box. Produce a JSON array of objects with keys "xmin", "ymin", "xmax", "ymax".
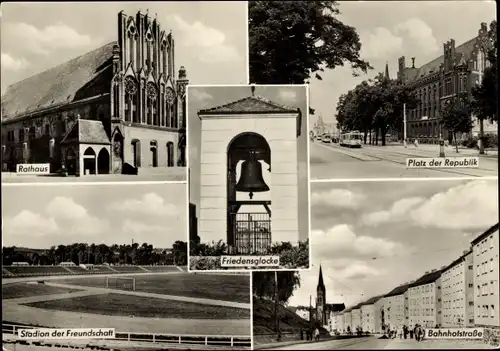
[{"xmin": 316, "ymin": 265, "xmax": 326, "ymax": 326}]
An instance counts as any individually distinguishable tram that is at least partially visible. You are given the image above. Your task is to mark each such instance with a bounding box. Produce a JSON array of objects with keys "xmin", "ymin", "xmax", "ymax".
[{"xmin": 339, "ymin": 131, "xmax": 363, "ymax": 148}]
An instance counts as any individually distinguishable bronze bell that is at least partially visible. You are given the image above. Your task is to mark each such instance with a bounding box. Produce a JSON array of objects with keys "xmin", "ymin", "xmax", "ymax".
[{"xmin": 236, "ymin": 155, "xmax": 270, "ymax": 199}]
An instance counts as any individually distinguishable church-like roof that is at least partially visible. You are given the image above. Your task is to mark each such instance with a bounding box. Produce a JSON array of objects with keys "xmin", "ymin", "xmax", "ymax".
[
  {"xmin": 61, "ymin": 119, "xmax": 110, "ymax": 145},
  {"xmin": 317, "ymin": 265, "xmax": 325, "ymax": 291},
  {"xmin": 198, "ymin": 95, "xmax": 299, "ymax": 115},
  {"xmin": 1, "ymin": 41, "xmax": 117, "ymax": 123},
  {"xmin": 412, "ymin": 37, "xmax": 478, "ymax": 81}
]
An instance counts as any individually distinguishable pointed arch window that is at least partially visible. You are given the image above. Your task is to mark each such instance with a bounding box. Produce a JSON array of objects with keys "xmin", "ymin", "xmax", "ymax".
[
  {"xmin": 124, "ymin": 76, "xmax": 138, "ymax": 123},
  {"xmin": 165, "ymin": 87, "xmax": 175, "ymax": 128},
  {"xmin": 128, "ymin": 27, "xmax": 136, "ymax": 66},
  {"xmin": 146, "ymin": 83, "xmax": 157, "ymax": 125}
]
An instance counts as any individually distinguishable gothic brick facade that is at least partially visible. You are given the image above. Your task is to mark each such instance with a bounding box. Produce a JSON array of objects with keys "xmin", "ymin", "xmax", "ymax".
[
  {"xmin": 397, "ymin": 22, "xmax": 496, "ymax": 143},
  {"xmin": 1, "ymin": 10, "xmax": 188, "ymax": 176}
]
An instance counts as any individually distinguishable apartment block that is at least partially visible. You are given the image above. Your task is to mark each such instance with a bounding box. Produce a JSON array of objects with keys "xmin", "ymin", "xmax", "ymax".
[
  {"xmin": 441, "ymin": 249, "xmax": 475, "ymax": 327},
  {"xmin": 383, "ymin": 284, "xmax": 409, "ymax": 330},
  {"xmin": 408, "ymin": 269, "xmax": 443, "ymax": 328},
  {"xmin": 361, "ymin": 296, "xmax": 384, "ymax": 333},
  {"xmin": 472, "ymin": 223, "xmax": 500, "ymax": 327}
]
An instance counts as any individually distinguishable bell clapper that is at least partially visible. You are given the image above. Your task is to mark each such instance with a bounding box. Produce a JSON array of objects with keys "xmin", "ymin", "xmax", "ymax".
[{"xmin": 249, "ymin": 192, "xmax": 254, "ymax": 199}]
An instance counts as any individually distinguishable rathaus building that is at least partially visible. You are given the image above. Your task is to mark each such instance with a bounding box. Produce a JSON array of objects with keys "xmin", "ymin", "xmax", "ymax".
[
  {"xmin": 396, "ymin": 22, "xmax": 496, "ymax": 144},
  {"xmin": 1, "ymin": 10, "xmax": 188, "ymax": 176}
]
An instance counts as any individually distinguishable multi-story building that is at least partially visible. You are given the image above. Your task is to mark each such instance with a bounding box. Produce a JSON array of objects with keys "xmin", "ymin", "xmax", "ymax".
[
  {"xmin": 334, "ymin": 312, "xmax": 345, "ymax": 334},
  {"xmin": 408, "ymin": 269, "xmax": 443, "ymax": 328},
  {"xmin": 295, "ymin": 307, "xmax": 310, "ymax": 321},
  {"xmin": 351, "ymin": 305, "xmax": 362, "ymax": 331},
  {"xmin": 343, "ymin": 309, "xmax": 352, "ymax": 333},
  {"xmin": 472, "ymin": 223, "xmax": 499, "ymax": 328},
  {"xmin": 441, "ymin": 249, "xmax": 475, "ymax": 327},
  {"xmin": 397, "ymin": 22, "xmax": 496, "ymax": 143},
  {"xmin": 326, "ymin": 304, "xmax": 346, "ymax": 333},
  {"xmin": 383, "ymin": 283, "xmax": 410, "ymax": 330},
  {"xmin": 361, "ymin": 296, "xmax": 384, "ymax": 334},
  {"xmin": 1, "ymin": 10, "xmax": 188, "ymax": 176}
]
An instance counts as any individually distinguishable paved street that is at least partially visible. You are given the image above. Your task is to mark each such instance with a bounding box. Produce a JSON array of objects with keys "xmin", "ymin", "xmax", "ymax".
[
  {"xmin": 310, "ymin": 141, "xmax": 498, "ymax": 179},
  {"xmin": 268, "ymin": 336, "xmax": 493, "ymax": 349}
]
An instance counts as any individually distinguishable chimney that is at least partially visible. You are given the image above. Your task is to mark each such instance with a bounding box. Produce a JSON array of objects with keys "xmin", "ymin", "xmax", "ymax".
[
  {"xmin": 480, "ymin": 22, "xmax": 488, "ymax": 33},
  {"xmin": 440, "ymin": 265, "xmax": 446, "ymax": 270},
  {"xmin": 425, "ymin": 271, "xmax": 430, "ymax": 274},
  {"xmin": 411, "ymin": 57, "xmax": 415, "ymax": 68},
  {"xmin": 431, "ymin": 269, "xmax": 437, "ymax": 273},
  {"xmin": 463, "ymin": 250, "xmax": 469, "ymax": 255}
]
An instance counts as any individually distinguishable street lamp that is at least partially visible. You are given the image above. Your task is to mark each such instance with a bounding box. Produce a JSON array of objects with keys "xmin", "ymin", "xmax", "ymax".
[{"xmin": 439, "ymin": 124, "xmax": 445, "ymax": 158}]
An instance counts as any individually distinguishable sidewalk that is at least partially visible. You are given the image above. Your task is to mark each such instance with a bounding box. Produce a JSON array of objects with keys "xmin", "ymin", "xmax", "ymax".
[{"xmin": 382, "ymin": 143, "xmax": 498, "ymax": 158}]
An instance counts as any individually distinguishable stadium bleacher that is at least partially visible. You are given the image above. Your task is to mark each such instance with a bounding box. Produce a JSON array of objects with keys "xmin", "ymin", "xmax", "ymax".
[{"xmin": 2, "ymin": 265, "xmax": 180, "ymax": 278}]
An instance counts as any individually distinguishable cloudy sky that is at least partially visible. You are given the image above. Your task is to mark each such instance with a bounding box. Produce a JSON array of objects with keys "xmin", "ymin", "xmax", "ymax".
[
  {"xmin": 307, "ymin": 1, "xmax": 496, "ymax": 128},
  {"xmin": 0, "ymin": 2, "xmax": 247, "ymax": 94},
  {"xmin": 188, "ymin": 85, "xmax": 310, "ymax": 242},
  {"xmin": 2, "ymin": 183, "xmax": 187, "ymax": 249},
  {"xmin": 287, "ymin": 179, "xmax": 499, "ymax": 308}
]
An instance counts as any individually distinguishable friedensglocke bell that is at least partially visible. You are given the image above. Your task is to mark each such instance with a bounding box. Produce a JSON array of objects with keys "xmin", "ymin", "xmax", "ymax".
[{"xmin": 235, "ymin": 151, "xmax": 270, "ymax": 199}]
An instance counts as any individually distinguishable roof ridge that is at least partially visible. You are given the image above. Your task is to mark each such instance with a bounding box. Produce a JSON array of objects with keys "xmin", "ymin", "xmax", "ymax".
[
  {"xmin": 6, "ymin": 41, "xmax": 117, "ymax": 91},
  {"xmin": 200, "ymin": 96, "xmax": 252, "ymax": 113},
  {"xmin": 253, "ymin": 95, "xmax": 298, "ymax": 112}
]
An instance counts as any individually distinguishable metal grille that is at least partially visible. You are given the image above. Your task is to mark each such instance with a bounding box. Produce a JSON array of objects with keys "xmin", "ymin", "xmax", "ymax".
[{"xmin": 233, "ymin": 212, "xmax": 271, "ymax": 254}]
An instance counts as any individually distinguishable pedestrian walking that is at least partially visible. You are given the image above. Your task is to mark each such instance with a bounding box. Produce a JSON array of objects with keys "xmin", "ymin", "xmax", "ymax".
[
  {"xmin": 314, "ymin": 328, "xmax": 320, "ymax": 342},
  {"xmin": 409, "ymin": 325, "xmax": 414, "ymax": 339},
  {"xmin": 414, "ymin": 138, "xmax": 419, "ymax": 147},
  {"xmin": 398, "ymin": 326, "xmax": 403, "ymax": 339},
  {"xmin": 403, "ymin": 325, "xmax": 408, "ymax": 339}
]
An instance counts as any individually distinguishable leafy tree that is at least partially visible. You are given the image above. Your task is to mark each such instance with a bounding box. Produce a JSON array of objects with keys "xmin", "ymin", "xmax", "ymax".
[
  {"xmin": 471, "ymin": 20, "xmax": 497, "ymax": 154},
  {"xmin": 249, "ymin": 1, "xmax": 372, "ymax": 114},
  {"xmin": 2, "ymin": 242, "xmax": 186, "ymax": 266},
  {"xmin": 335, "ymin": 75, "xmax": 417, "ymax": 146},
  {"xmin": 253, "ymin": 271, "xmax": 301, "ymax": 304},
  {"xmin": 441, "ymin": 93, "xmax": 474, "ymax": 153}
]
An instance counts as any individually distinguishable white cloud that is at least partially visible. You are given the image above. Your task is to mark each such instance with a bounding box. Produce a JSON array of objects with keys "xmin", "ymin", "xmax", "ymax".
[
  {"xmin": 122, "ymin": 219, "xmax": 167, "ymax": 235},
  {"xmin": 279, "ymin": 90, "xmax": 297, "ymax": 102},
  {"xmin": 189, "ymin": 89, "xmax": 213, "ymax": 102},
  {"xmin": 312, "ymin": 224, "xmax": 405, "ymax": 259},
  {"xmin": 359, "ymin": 18, "xmax": 439, "ymax": 60},
  {"xmin": 110, "ymin": 192, "xmax": 178, "ymax": 217},
  {"xmin": 409, "ymin": 180, "xmax": 498, "ymax": 230},
  {"xmin": 170, "ymin": 15, "xmax": 240, "ymax": 63},
  {"xmin": 46, "ymin": 196, "xmax": 89, "ymax": 221},
  {"xmin": 1, "ymin": 53, "xmax": 28, "ymax": 71},
  {"xmin": 311, "ymin": 189, "xmax": 366, "ymax": 210},
  {"xmin": 336, "ymin": 263, "xmax": 383, "ymax": 280},
  {"xmin": 360, "ymin": 27, "xmax": 403, "ymax": 59},
  {"xmin": 362, "ymin": 197, "xmax": 425, "ymax": 226},
  {"xmin": 395, "ymin": 18, "xmax": 439, "ymax": 56},
  {"xmin": 3, "ymin": 22, "xmax": 95, "ymax": 55},
  {"xmin": 362, "ymin": 180, "xmax": 498, "ymax": 231},
  {"xmin": 3, "ymin": 210, "xmax": 59, "ymax": 237}
]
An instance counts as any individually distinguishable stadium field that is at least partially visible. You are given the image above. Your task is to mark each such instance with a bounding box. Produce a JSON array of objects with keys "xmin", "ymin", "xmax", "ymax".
[
  {"xmin": 2, "ymin": 283, "xmax": 81, "ymax": 299},
  {"xmin": 23, "ymin": 293, "xmax": 250, "ymax": 319},
  {"xmin": 55, "ymin": 273, "xmax": 250, "ymax": 303}
]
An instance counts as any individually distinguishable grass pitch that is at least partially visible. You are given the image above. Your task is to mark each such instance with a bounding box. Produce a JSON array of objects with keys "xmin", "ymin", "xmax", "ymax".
[
  {"xmin": 24, "ymin": 293, "xmax": 250, "ymax": 319},
  {"xmin": 56, "ymin": 273, "xmax": 250, "ymax": 303},
  {"xmin": 2, "ymin": 283, "xmax": 81, "ymax": 299}
]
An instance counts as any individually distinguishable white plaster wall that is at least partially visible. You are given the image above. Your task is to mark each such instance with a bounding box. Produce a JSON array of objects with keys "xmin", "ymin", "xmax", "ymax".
[
  {"xmin": 122, "ymin": 126, "xmax": 179, "ymax": 168},
  {"xmin": 198, "ymin": 114, "xmax": 299, "ymax": 245}
]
